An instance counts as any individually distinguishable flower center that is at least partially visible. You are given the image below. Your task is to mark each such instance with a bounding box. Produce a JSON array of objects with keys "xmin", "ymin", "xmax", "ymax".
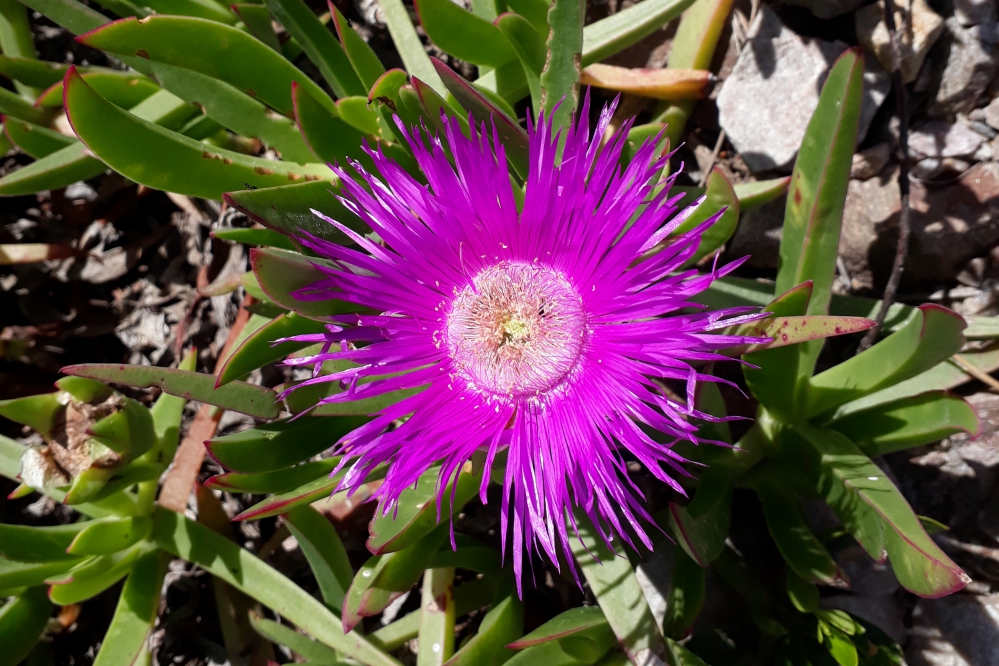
[{"xmin": 445, "ymin": 262, "xmax": 587, "ymax": 398}]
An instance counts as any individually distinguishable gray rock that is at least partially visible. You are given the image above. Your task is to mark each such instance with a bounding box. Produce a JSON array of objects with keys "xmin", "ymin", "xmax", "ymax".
[
  {"xmin": 857, "ymin": 0, "xmax": 945, "ymax": 84},
  {"xmin": 986, "ymin": 96, "xmax": 999, "ymax": 131},
  {"xmin": 912, "ymin": 157, "xmax": 944, "ymax": 179},
  {"xmin": 909, "ymin": 121, "xmax": 986, "ymax": 158},
  {"xmin": 782, "ymin": 0, "xmax": 866, "ymax": 19},
  {"xmin": 718, "ymin": 7, "xmax": 890, "ymax": 172},
  {"xmin": 851, "ymin": 142, "xmax": 891, "ymax": 180},
  {"xmin": 955, "ymin": 0, "xmax": 998, "ymax": 27},
  {"xmin": 839, "ymin": 162, "xmax": 999, "ymax": 288},
  {"xmin": 930, "ymin": 18, "xmax": 999, "ymax": 119},
  {"xmin": 907, "ymin": 593, "xmax": 999, "ymax": 666}
]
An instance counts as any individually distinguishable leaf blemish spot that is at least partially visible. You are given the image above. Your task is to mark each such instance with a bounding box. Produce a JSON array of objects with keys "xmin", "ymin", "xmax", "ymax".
[{"xmin": 135, "ymin": 49, "xmax": 150, "ymax": 59}]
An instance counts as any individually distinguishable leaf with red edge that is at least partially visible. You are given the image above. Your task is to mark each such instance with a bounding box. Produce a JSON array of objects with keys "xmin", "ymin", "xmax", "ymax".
[
  {"xmin": 723, "ymin": 315, "xmax": 875, "ymax": 356},
  {"xmin": 508, "ymin": 607, "xmax": 607, "ymax": 648},
  {"xmin": 416, "ymin": 0, "xmax": 516, "ymax": 68},
  {"xmin": 216, "ymin": 312, "xmax": 328, "ymax": 387},
  {"xmin": 233, "ymin": 463, "xmax": 387, "ymax": 521},
  {"xmin": 61, "ymin": 363, "xmax": 280, "ymax": 419},
  {"xmin": 251, "ymin": 247, "xmax": 360, "ymax": 320},
  {"xmin": 205, "ymin": 459, "xmax": 336, "ymax": 494},
  {"xmin": 205, "ymin": 416, "xmax": 366, "ymax": 473}
]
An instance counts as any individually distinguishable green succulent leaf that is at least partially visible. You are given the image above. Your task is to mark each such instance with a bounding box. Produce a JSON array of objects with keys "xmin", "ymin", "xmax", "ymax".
[
  {"xmin": 234, "ymin": 463, "xmax": 387, "ymax": 521},
  {"xmin": 78, "ymin": 15, "xmax": 335, "ymax": 116},
  {"xmin": 152, "ymin": 508, "xmax": 400, "ymax": 666},
  {"xmin": 505, "ymin": 0, "xmax": 549, "ymax": 36},
  {"xmin": 662, "ymin": 547, "xmax": 705, "ymax": 640},
  {"xmin": 284, "ymin": 505, "xmax": 354, "ymax": 610},
  {"xmin": 510, "ymin": 606, "xmax": 608, "ymax": 648},
  {"xmin": 206, "ymin": 416, "xmax": 366, "ymax": 473},
  {"xmin": 826, "ymin": 391, "xmax": 980, "ymax": 457},
  {"xmin": 251, "ymin": 247, "xmax": 356, "ymax": 320},
  {"xmin": 231, "ymin": 3, "xmax": 281, "ymax": 51},
  {"xmin": 249, "ymin": 611, "xmax": 344, "ymax": 663},
  {"xmin": 263, "ymin": 0, "xmax": 366, "ymax": 98},
  {"xmin": 0, "ymin": 587, "xmax": 52, "ymax": 666},
  {"xmin": 368, "ymin": 459, "xmax": 484, "ymax": 556},
  {"xmin": 749, "ymin": 464, "xmax": 845, "ymax": 586},
  {"xmin": 417, "ymin": 0, "xmax": 516, "ymax": 68},
  {"xmin": 581, "ymin": 0, "xmax": 695, "ymax": 66},
  {"xmin": 0, "ymin": 523, "xmax": 88, "ymax": 562},
  {"xmin": 61, "ymin": 363, "xmax": 280, "ymax": 419},
  {"xmin": 807, "ymin": 305, "xmax": 967, "ymax": 419},
  {"xmin": 540, "ymin": 0, "xmax": 582, "ymax": 131},
  {"xmin": 140, "ymin": 0, "xmax": 236, "ymax": 24},
  {"xmin": 671, "ymin": 167, "xmax": 740, "ymax": 265},
  {"xmin": 216, "ymin": 312, "xmax": 326, "ymax": 386},
  {"xmin": 571, "ymin": 514, "xmax": 664, "ymax": 663},
  {"xmin": 48, "ymin": 543, "xmax": 150, "ymax": 605},
  {"xmin": 0, "ymin": 391, "xmax": 62, "ymax": 438},
  {"xmin": 37, "ymin": 70, "xmax": 158, "ymax": 108},
  {"xmin": 331, "ymin": 3, "xmax": 386, "ymax": 91},
  {"xmin": 781, "ymin": 425, "xmax": 968, "ymax": 597},
  {"xmin": 377, "ymin": 0, "xmax": 445, "ymax": 96},
  {"xmin": 0, "ymin": 54, "xmax": 63, "ymax": 88},
  {"xmin": 447, "ymin": 594, "xmax": 524, "ymax": 666},
  {"xmin": 3, "ymin": 117, "xmax": 75, "ymax": 158},
  {"xmin": 776, "ymin": 48, "xmax": 864, "ymax": 381},
  {"xmin": 91, "ymin": 550, "xmax": 170, "ymax": 666},
  {"xmin": 0, "ymin": 557, "xmax": 83, "ymax": 589},
  {"xmin": 418, "ymin": 567, "xmax": 456, "ymax": 665},
  {"xmin": 293, "ymin": 80, "xmax": 368, "ymax": 163},
  {"xmin": 66, "ymin": 516, "xmax": 152, "ymax": 556},
  {"xmin": 205, "ymin": 458, "xmax": 338, "ymax": 494}
]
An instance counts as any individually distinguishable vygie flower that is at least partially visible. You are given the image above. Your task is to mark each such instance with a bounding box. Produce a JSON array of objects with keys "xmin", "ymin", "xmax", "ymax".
[{"xmin": 280, "ymin": 97, "xmax": 765, "ymax": 590}]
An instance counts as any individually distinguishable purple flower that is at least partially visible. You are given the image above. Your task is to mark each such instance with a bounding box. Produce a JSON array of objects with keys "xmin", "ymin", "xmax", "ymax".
[{"xmin": 279, "ymin": 98, "xmax": 766, "ymax": 590}]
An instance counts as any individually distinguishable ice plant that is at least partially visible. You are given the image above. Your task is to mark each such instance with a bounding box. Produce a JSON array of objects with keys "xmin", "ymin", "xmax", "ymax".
[{"xmin": 279, "ymin": 99, "xmax": 768, "ymax": 589}]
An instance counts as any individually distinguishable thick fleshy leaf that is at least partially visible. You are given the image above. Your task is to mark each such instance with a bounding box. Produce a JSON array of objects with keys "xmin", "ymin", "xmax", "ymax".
[
  {"xmin": 446, "ymin": 594, "xmax": 523, "ymax": 666},
  {"xmin": 369, "ymin": 578, "xmax": 493, "ymax": 652},
  {"xmin": 509, "ymin": 607, "xmax": 607, "ymax": 648},
  {"xmin": 342, "ymin": 527, "xmax": 447, "ymax": 633},
  {"xmin": 666, "ymin": 477, "xmax": 730, "ymax": 568},
  {"xmin": 205, "ymin": 458, "xmax": 336, "ymax": 494},
  {"xmin": 571, "ymin": 514, "xmax": 664, "ymax": 663},
  {"xmin": 495, "ymin": 12, "xmax": 545, "ymax": 112},
  {"xmin": 211, "ymin": 227, "xmax": 297, "ymax": 250},
  {"xmin": 293, "ymin": 80, "xmax": 367, "ymax": 163},
  {"xmin": 61, "ymin": 363, "xmax": 280, "ymax": 419},
  {"xmin": 151, "ymin": 508, "xmax": 399, "ymax": 665},
  {"xmin": 581, "ymin": 0, "xmax": 695, "ymax": 66},
  {"xmin": 140, "ymin": 0, "xmax": 236, "ymax": 23},
  {"xmin": 826, "ymin": 392, "xmax": 980, "ymax": 457},
  {"xmin": 377, "ymin": 0, "xmax": 445, "ymax": 96},
  {"xmin": 734, "ymin": 176, "xmax": 791, "ymax": 209},
  {"xmin": 0, "ymin": 0, "xmax": 44, "ymax": 97},
  {"xmin": 655, "ymin": 0, "xmax": 734, "ymax": 144},
  {"xmin": 251, "ymin": 247, "xmax": 356, "ymax": 320},
  {"xmin": 723, "ymin": 315, "xmax": 874, "ymax": 357},
  {"xmin": 742, "ymin": 282, "xmax": 814, "ymax": 420},
  {"xmin": 0, "ymin": 87, "xmax": 50, "ymax": 124},
  {"xmin": 581, "ymin": 65, "xmax": 711, "ymax": 100},
  {"xmin": 37, "ymin": 70, "xmax": 158, "ymax": 108},
  {"xmin": 88, "ymin": 397, "xmax": 156, "ymax": 460},
  {"xmin": 263, "ymin": 0, "xmax": 365, "ymax": 98},
  {"xmin": 331, "ymin": 3, "xmax": 385, "ymax": 91},
  {"xmin": 0, "ymin": 391, "xmax": 63, "ymax": 437},
  {"xmin": 231, "ymin": 3, "xmax": 281, "ymax": 51},
  {"xmin": 248, "ymin": 612, "xmax": 343, "ymax": 663},
  {"xmin": 48, "ymin": 543, "xmax": 149, "ymax": 605},
  {"xmin": 505, "ymin": 0, "xmax": 549, "ymax": 36},
  {"xmin": 367, "ymin": 459, "xmax": 483, "ymax": 555},
  {"xmin": 0, "ymin": 523, "xmax": 87, "ymax": 562},
  {"xmin": 807, "ymin": 305, "xmax": 967, "ymax": 418},
  {"xmin": 776, "ymin": 49, "xmax": 864, "ymax": 385},
  {"xmin": 0, "ymin": 588, "xmax": 52, "ymax": 666},
  {"xmin": 78, "ymin": 16, "xmax": 335, "ymax": 116},
  {"xmin": 284, "ymin": 359, "xmax": 425, "ymax": 417},
  {"xmin": 418, "ymin": 567, "xmax": 456, "ymax": 665},
  {"xmin": 336, "ymin": 95, "xmax": 382, "ymax": 134},
  {"xmin": 540, "ymin": 0, "xmax": 583, "ymax": 130},
  {"xmin": 234, "ymin": 464, "xmax": 387, "ymax": 521},
  {"xmin": 284, "ymin": 505, "xmax": 353, "ymax": 610},
  {"xmin": 16, "ymin": 0, "xmax": 105, "ymax": 38},
  {"xmin": 3, "ymin": 116, "xmax": 75, "ymax": 158},
  {"xmin": 151, "ymin": 60, "xmax": 316, "ymax": 164},
  {"xmin": 66, "ymin": 516, "xmax": 152, "ymax": 556},
  {"xmin": 216, "ymin": 312, "xmax": 326, "ymax": 386},
  {"xmin": 781, "ymin": 426, "xmax": 968, "ymax": 597},
  {"xmin": 661, "ymin": 547, "xmax": 705, "ymax": 640},
  {"xmin": 224, "ymin": 180, "xmax": 364, "ymax": 245},
  {"xmin": 749, "ymin": 464, "xmax": 844, "ymax": 586},
  {"xmin": 417, "ymin": 0, "xmax": 515, "ymax": 68},
  {"xmin": 64, "ymin": 69, "xmax": 330, "ymax": 199},
  {"xmin": 668, "ymin": 167, "xmax": 739, "ymax": 265},
  {"xmin": 432, "ymin": 58, "xmax": 529, "ymax": 178},
  {"xmin": 0, "ymin": 558, "xmax": 83, "ymax": 589},
  {"xmin": 206, "ymin": 416, "xmax": 365, "ymax": 473},
  {"xmin": 91, "ymin": 550, "xmax": 169, "ymax": 666}
]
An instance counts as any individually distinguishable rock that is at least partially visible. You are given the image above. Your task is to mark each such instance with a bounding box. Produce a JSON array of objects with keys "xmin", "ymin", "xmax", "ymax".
[
  {"xmin": 986, "ymin": 97, "xmax": 999, "ymax": 131},
  {"xmin": 969, "ymin": 119, "xmax": 998, "ymax": 139},
  {"xmin": 930, "ymin": 18, "xmax": 999, "ymax": 119},
  {"xmin": 782, "ymin": 0, "xmax": 866, "ymax": 19},
  {"xmin": 856, "ymin": 0, "xmax": 945, "ymax": 84},
  {"xmin": 851, "ymin": 143, "xmax": 891, "ymax": 180},
  {"xmin": 909, "ymin": 121, "xmax": 986, "ymax": 159},
  {"xmin": 955, "ymin": 0, "xmax": 998, "ymax": 27},
  {"xmin": 912, "ymin": 157, "xmax": 944, "ymax": 180},
  {"xmin": 907, "ymin": 593, "xmax": 999, "ymax": 665},
  {"xmin": 718, "ymin": 7, "xmax": 890, "ymax": 172},
  {"xmin": 839, "ymin": 162, "xmax": 999, "ymax": 288}
]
